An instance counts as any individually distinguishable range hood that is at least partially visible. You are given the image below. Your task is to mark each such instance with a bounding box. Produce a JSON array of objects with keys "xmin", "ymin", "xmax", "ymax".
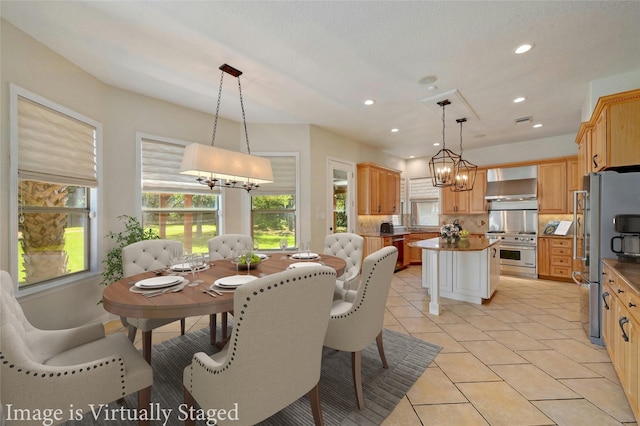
[{"xmin": 485, "ymin": 166, "xmax": 537, "ymax": 201}]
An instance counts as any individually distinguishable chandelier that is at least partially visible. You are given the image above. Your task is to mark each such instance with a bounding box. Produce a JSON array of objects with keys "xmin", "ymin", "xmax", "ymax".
[
  {"xmin": 180, "ymin": 64, "xmax": 273, "ymax": 192},
  {"xmin": 451, "ymin": 118, "xmax": 478, "ymax": 192},
  {"xmin": 429, "ymin": 100, "xmax": 460, "ymax": 188}
]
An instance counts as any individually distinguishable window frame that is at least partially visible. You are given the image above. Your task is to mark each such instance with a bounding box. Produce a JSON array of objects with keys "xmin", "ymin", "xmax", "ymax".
[
  {"xmin": 136, "ymin": 133, "xmax": 223, "ymax": 251},
  {"xmin": 9, "ymin": 84, "xmax": 102, "ymax": 297},
  {"xmin": 248, "ymin": 152, "xmax": 300, "ymax": 250}
]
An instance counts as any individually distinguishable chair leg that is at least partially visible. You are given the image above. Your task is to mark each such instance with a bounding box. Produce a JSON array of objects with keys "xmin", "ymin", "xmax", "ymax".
[
  {"xmin": 221, "ymin": 312, "xmax": 228, "ymax": 340},
  {"xmin": 142, "ymin": 331, "xmax": 152, "ymax": 364},
  {"xmin": 138, "ymin": 385, "xmax": 151, "ymax": 426},
  {"xmin": 376, "ymin": 331, "xmax": 389, "ymax": 369},
  {"xmin": 209, "ymin": 314, "xmax": 217, "ymax": 345},
  {"xmin": 180, "ymin": 318, "xmax": 186, "ymax": 335},
  {"xmin": 184, "ymin": 386, "xmax": 197, "ymax": 426},
  {"xmin": 308, "ymin": 382, "xmax": 324, "ymax": 426},
  {"xmin": 128, "ymin": 325, "xmax": 138, "ymax": 343},
  {"xmin": 351, "ymin": 351, "xmax": 365, "ymax": 410}
]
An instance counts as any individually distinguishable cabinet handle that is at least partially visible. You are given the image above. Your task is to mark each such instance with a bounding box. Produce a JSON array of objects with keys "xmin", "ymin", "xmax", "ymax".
[
  {"xmin": 617, "ymin": 288, "xmax": 625, "ymax": 294},
  {"xmin": 602, "ymin": 291, "xmax": 610, "ymax": 310},
  {"xmin": 619, "ymin": 317, "xmax": 630, "ymax": 342},
  {"xmin": 492, "ymin": 248, "xmax": 497, "ymax": 258},
  {"xmin": 630, "ymin": 302, "xmax": 637, "ymax": 308},
  {"xmin": 592, "ymin": 154, "xmax": 599, "ymax": 169}
]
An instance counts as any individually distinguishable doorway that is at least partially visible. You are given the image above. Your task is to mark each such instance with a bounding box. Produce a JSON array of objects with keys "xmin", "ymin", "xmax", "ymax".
[{"xmin": 327, "ymin": 158, "xmax": 356, "ymax": 234}]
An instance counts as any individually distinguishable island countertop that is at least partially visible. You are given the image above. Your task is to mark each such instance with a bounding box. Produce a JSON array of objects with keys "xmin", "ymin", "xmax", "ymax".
[{"xmin": 409, "ymin": 237, "xmax": 500, "ymax": 251}]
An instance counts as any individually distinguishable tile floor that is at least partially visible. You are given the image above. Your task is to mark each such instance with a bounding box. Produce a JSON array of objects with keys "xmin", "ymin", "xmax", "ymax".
[{"xmin": 105, "ymin": 265, "xmax": 638, "ymax": 425}]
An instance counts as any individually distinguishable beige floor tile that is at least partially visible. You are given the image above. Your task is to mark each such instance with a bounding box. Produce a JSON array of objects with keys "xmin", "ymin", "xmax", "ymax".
[
  {"xmin": 384, "ymin": 310, "xmax": 401, "ymax": 326},
  {"xmin": 414, "ymin": 403, "xmax": 489, "ymax": 426},
  {"xmin": 491, "ymin": 364, "xmax": 579, "ymax": 400},
  {"xmin": 461, "ymin": 340, "xmax": 528, "ymax": 365},
  {"xmin": 527, "ymin": 313, "xmax": 583, "ymax": 330},
  {"xmin": 439, "ymin": 323, "xmax": 493, "ymax": 341},
  {"xmin": 516, "ymin": 350, "xmax": 601, "ymax": 379},
  {"xmin": 382, "ymin": 396, "xmax": 423, "ymax": 426},
  {"xmin": 540, "ymin": 338, "xmax": 612, "ymax": 363},
  {"xmin": 556, "ymin": 327, "xmax": 594, "ymax": 344},
  {"xmin": 542, "ymin": 307, "xmax": 583, "ymax": 322},
  {"xmin": 386, "ymin": 304, "xmax": 425, "ymax": 318},
  {"xmin": 502, "ymin": 303, "xmax": 549, "ymax": 315},
  {"xmin": 485, "ymin": 330, "xmax": 549, "ymax": 351},
  {"xmin": 457, "ymin": 382, "xmax": 553, "ymax": 426},
  {"xmin": 425, "ymin": 310, "xmax": 467, "ymax": 324},
  {"xmin": 396, "ymin": 316, "xmax": 442, "ymax": 333},
  {"xmin": 466, "ymin": 315, "xmax": 514, "ymax": 331},
  {"xmin": 386, "ymin": 295, "xmax": 413, "ymax": 307},
  {"xmin": 406, "ymin": 367, "xmax": 467, "ymax": 404},
  {"xmin": 511, "ymin": 321, "xmax": 571, "ymax": 340},
  {"xmin": 560, "ymin": 378, "xmax": 636, "ymax": 423},
  {"xmin": 385, "ymin": 324, "xmax": 409, "ymax": 335},
  {"xmin": 435, "ymin": 352, "xmax": 501, "ymax": 383},
  {"xmin": 583, "ymin": 362, "xmax": 622, "ymax": 383},
  {"xmin": 447, "ymin": 304, "xmax": 489, "ymax": 317},
  {"xmin": 485, "ymin": 308, "xmax": 532, "ymax": 323},
  {"xmin": 411, "ymin": 332, "xmax": 467, "ymax": 353},
  {"xmin": 533, "ymin": 399, "xmax": 625, "ymax": 426},
  {"xmin": 401, "ymin": 291, "xmax": 429, "ymax": 301}
]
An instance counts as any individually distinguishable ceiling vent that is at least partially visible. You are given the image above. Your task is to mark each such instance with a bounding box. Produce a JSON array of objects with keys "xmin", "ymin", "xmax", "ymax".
[{"xmin": 515, "ymin": 116, "xmax": 532, "ymax": 125}]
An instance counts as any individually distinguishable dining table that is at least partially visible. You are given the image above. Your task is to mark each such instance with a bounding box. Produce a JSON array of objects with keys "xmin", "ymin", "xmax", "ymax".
[{"xmin": 102, "ymin": 252, "xmax": 347, "ymax": 362}]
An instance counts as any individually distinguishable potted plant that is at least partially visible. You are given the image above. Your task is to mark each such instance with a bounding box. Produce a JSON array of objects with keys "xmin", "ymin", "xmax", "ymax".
[{"xmin": 101, "ymin": 215, "xmax": 159, "ymax": 286}]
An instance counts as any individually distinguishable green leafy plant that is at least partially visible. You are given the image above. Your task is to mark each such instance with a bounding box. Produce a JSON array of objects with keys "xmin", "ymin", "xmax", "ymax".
[{"xmin": 101, "ymin": 215, "xmax": 159, "ymax": 286}]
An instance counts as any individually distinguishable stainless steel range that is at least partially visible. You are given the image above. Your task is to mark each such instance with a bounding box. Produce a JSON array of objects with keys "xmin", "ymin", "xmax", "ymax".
[{"xmin": 485, "ymin": 231, "xmax": 537, "ymax": 278}]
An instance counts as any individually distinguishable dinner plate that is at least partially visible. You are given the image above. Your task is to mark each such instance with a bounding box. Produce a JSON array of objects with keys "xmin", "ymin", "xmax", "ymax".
[
  {"xmin": 214, "ymin": 275, "xmax": 258, "ymax": 288},
  {"xmin": 135, "ymin": 276, "xmax": 184, "ymax": 289},
  {"xmin": 256, "ymin": 253, "xmax": 269, "ymax": 260},
  {"xmin": 171, "ymin": 263, "xmax": 208, "ymax": 272},
  {"xmin": 288, "ymin": 262, "xmax": 323, "ymax": 269},
  {"xmin": 290, "ymin": 252, "xmax": 319, "ymax": 260}
]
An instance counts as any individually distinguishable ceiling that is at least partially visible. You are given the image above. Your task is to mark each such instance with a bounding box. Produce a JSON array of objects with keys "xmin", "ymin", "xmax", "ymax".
[{"xmin": 2, "ymin": 1, "xmax": 640, "ymax": 159}]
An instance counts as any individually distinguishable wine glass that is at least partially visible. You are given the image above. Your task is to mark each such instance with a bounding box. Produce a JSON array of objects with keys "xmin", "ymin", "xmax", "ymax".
[
  {"xmin": 243, "ymin": 248, "xmax": 252, "ymax": 275},
  {"xmin": 188, "ymin": 253, "xmax": 204, "ymax": 286},
  {"xmin": 305, "ymin": 241, "xmax": 311, "ymax": 260},
  {"xmin": 279, "ymin": 238, "xmax": 288, "ymax": 251}
]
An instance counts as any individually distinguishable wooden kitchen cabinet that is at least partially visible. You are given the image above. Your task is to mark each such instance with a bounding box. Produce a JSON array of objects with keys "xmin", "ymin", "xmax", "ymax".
[
  {"xmin": 441, "ymin": 187, "xmax": 470, "ymax": 214},
  {"xmin": 601, "ymin": 260, "xmax": 640, "ymax": 423},
  {"xmin": 469, "ymin": 169, "xmax": 488, "ymax": 214},
  {"xmin": 357, "ymin": 163, "xmax": 401, "ymax": 215},
  {"xmin": 576, "ymin": 125, "xmax": 592, "ymax": 182},
  {"xmin": 566, "ymin": 156, "xmax": 580, "ymax": 213},
  {"xmin": 407, "ymin": 232, "xmax": 438, "ymax": 263},
  {"xmin": 576, "ymin": 88, "xmax": 640, "ymax": 173},
  {"xmin": 538, "ymin": 237, "xmax": 573, "ymax": 281},
  {"xmin": 538, "ymin": 161, "xmax": 567, "ymax": 213}
]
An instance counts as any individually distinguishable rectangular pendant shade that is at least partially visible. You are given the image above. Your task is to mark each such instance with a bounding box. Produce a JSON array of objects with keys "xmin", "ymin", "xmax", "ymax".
[{"xmin": 180, "ymin": 143, "xmax": 273, "ymax": 184}]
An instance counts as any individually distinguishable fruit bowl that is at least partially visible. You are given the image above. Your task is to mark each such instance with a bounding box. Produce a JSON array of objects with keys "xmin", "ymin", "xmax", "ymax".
[{"xmin": 233, "ymin": 254, "xmax": 262, "ymax": 270}]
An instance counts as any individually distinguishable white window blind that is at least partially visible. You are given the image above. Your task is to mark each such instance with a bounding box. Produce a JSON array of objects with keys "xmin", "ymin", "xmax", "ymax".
[
  {"xmin": 409, "ymin": 177, "xmax": 440, "ymax": 200},
  {"xmin": 18, "ymin": 96, "xmax": 97, "ymax": 186},
  {"xmin": 252, "ymin": 155, "xmax": 296, "ymax": 196},
  {"xmin": 142, "ymin": 138, "xmax": 219, "ymax": 194}
]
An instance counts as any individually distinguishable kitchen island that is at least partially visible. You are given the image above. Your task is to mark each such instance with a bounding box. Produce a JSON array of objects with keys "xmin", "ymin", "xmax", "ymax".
[{"xmin": 410, "ymin": 237, "xmax": 501, "ymax": 315}]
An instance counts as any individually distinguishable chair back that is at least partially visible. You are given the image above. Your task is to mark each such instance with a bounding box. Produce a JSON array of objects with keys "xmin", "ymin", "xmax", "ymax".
[
  {"xmin": 207, "ymin": 234, "xmax": 252, "ymax": 260},
  {"xmin": 324, "ymin": 246, "xmax": 398, "ymax": 352},
  {"xmin": 0, "ymin": 271, "xmax": 37, "ymax": 360},
  {"xmin": 323, "ymin": 233, "xmax": 364, "ymax": 286},
  {"xmin": 121, "ymin": 239, "xmax": 183, "ymax": 277},
  {"xmin": 184, "ymin": 266, "xmax": 336, "ymax": 425}
]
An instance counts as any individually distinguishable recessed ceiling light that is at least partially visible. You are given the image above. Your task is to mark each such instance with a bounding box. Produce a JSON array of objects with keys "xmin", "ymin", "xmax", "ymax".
[
  {"xmin": 433, "ymin": 142, "xmax": 440, "ymax": 146},
  {"xmin": 418, "ymin": 74, "xmax": 438, "ymax": 85},
  {"xmin": 409, "ymin": 155, "xmax": 415, "ymax": 159},
  {"xmin": 515, "ymin": 44, "xmax": 533, "ymax": 54},
  {"xmin": 533, "ymin": 123, "xmax": 543, "ymax": 128},
  {"xmin": 364, "ymin": 99, "xmax": 375, "ymax": 106},
  {"xmin": 513, "ymin": 97, "xmax": 526, "ymax": 103},
  {"xmin": 391, "ymin": 128, "xmax": 399, "ymax": 133}
]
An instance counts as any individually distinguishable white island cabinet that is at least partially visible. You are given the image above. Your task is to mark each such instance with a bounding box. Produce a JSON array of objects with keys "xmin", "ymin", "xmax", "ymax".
[{"xmin": 410, "ymin": 237, "xmax": 501, "ymax": 315}]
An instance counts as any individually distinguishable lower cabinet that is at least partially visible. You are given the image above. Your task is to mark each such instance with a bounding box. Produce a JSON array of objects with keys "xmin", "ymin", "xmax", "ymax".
[
  {"xmin": 407, "ymin": 233, "xmax": 438, "ymax": 263},
  {"xmin": 538, "ymin": 237, "xmax": 573, "ymax": 281},
  {"xmin": 602, "ymin": 260, "xmax": 640, "ymax": 423}
]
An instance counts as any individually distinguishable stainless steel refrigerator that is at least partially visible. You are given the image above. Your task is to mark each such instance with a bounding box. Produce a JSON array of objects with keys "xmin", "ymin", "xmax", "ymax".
[{"xmin": 573, "ymin": 171, "xmax": 640, "ymax": 345}]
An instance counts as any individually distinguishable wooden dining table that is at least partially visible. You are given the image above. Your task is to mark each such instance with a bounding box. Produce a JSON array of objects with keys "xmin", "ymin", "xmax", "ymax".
[{"xmin": 102, "ymin": 253, "xmax": 347, "ymax": 361}]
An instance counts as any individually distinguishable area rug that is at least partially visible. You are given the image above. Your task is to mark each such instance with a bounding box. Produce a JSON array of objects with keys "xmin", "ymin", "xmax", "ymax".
[{"xmin": 64, "ymin": 327, "xmax": 440, "ymax": 425}]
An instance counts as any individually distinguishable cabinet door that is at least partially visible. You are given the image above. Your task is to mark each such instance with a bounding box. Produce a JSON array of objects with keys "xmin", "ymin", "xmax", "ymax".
[
  {"xmin": 538, "ymin": 237, "xmax": 550, "ymax": 276},
  {"xmin": 578, "ymin": 127, "xmax": 592, "ymax": 177},
  {"xmin": 602, "ymin": 278, "xmax": 616, "ymax": 352},
  {"xmin": 610, "ymin": 100, "xmax": 640, "ymax": 168},
  {"xmin": 538, "ymin": 162, "xmax": 567, "ymax": 213},
  {"xmin": 456, "ymin": 190, "xmax": 470, "ymax": 214},
  {"xmin": 384, "ymin": 171, "xmax": 401, "ymax": 215},
  {"xmin": 567, "ymin": 157, "xmax": 579, "ymax": 213},
  {"xmin": 469, "ymin": 170, "xmax": 487, "ymax": 214},
  {"xmin": 592, "ymin": 109, "xmax": 608, "ymax": 172},
  {"xmin": 441, "ymin": 188, "xmax": 457, "ymax": 214}
]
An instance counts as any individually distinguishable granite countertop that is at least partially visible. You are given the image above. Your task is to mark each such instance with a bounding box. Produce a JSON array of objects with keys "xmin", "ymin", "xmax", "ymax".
[
  {"xmin": 409, "ymin": 237, "xmax": 500, "ymax": 252},
  {"xmin": 360, "ymin": 231, "xmax": 410, "ymax": 238},
  {"xmin": 603, "ymin": 258, "xmax": 640, "ymax": 293}
]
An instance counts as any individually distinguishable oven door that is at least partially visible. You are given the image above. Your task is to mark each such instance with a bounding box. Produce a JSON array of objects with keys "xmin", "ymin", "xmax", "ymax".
[{"xmin": 499, "ymin": 244, "xmax": 536, "ymax": 268}]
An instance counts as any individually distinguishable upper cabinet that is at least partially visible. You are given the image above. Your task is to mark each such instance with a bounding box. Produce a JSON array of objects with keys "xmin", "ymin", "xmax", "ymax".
[
  {"xmin": 538, "ymin": 161, "xmax": 567, "ymax": 213},
  {"xmin": 576, "ymin": 88, "xmax": 640, "ymax": 175},
  {"xmin": 441, "ymin": 168, "xmax": 487, "ymax": 214},
  {"xmin": 469, "ymin": 169, "xmax": 488, "ymax": 214},
  {"xmin": 357, "ymin": 163, "xmax": 401, "ymax": 215}
]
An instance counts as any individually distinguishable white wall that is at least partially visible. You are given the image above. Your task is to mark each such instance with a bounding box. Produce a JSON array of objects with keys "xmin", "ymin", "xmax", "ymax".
[{"xmin": 584, "ymin": 69, "xmax": 640, "ymax": 121}]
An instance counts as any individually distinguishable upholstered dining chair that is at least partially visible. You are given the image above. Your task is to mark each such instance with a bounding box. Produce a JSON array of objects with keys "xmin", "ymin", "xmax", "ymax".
[
  {"xmin": 323, "ymin": 232, "xmax": 364, "ymax": 299},
  {"xmin": 0, "ymin": 270, "xmax": 153, "ymax": 426},
  {"xmin": 323, "ymin": 245, "xmax": 398, "ymax": 411},
  {"xmin": 121, "ymin": 239, "xmax": 186, "ymax": 362},
  {"xmin": 183, "ymin": 265, "xmax": 336, "ymax": 426},
  {"xmin": 207, "ymin": 234, "xmax": 253, "ymax": 340}
]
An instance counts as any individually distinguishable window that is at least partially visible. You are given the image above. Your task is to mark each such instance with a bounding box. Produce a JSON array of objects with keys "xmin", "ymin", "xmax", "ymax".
[
  {"xmin": 250, "ymin": 154, "xmax": 298, "ymax": 250},
  {"xmin": 11, "ymin": 85, "xmax": 100, "ymax": 292},
  {"xmin": 139, "ymin": 136, "xmax": 220, "ymax": 253},
  {"xmin": 409, "ymin": 177, "xmax": 440, "ymax": 227}
]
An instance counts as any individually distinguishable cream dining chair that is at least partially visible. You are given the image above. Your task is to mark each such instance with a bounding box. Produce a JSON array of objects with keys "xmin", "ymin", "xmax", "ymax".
[
  {"xmin": 207, "ymin": 234, "xmax": 253, "ymax": 341},
  {"xmin": 183, "ymin": 265, "xmax": 336, "ymax": 426},
  {"xmin": 121, "ymin": 239, "xmax": 186, "ymax": 363},
  {"xmin": 0, "ymin": 270, "xmax": 153, "ymax": 426},
  {"xmin": 323, "ymin": 232, "xmax": 364, "ymax": 299},
  {"xmin": 323, "ymin": 245, "xmax": 398, "ymax": 410}
]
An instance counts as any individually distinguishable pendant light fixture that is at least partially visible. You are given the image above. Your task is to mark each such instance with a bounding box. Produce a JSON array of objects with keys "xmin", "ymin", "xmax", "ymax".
[
  {"xmin": 180, "ymin": 64, "xmax": 273, "ymax": 192},
  {"xmin": 429, "ymin": 100, "xmax": 460, "ymax": 188},
  {"xmin": 451, "ymin": 118, "xmax": 477, "ymax": 192}
]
